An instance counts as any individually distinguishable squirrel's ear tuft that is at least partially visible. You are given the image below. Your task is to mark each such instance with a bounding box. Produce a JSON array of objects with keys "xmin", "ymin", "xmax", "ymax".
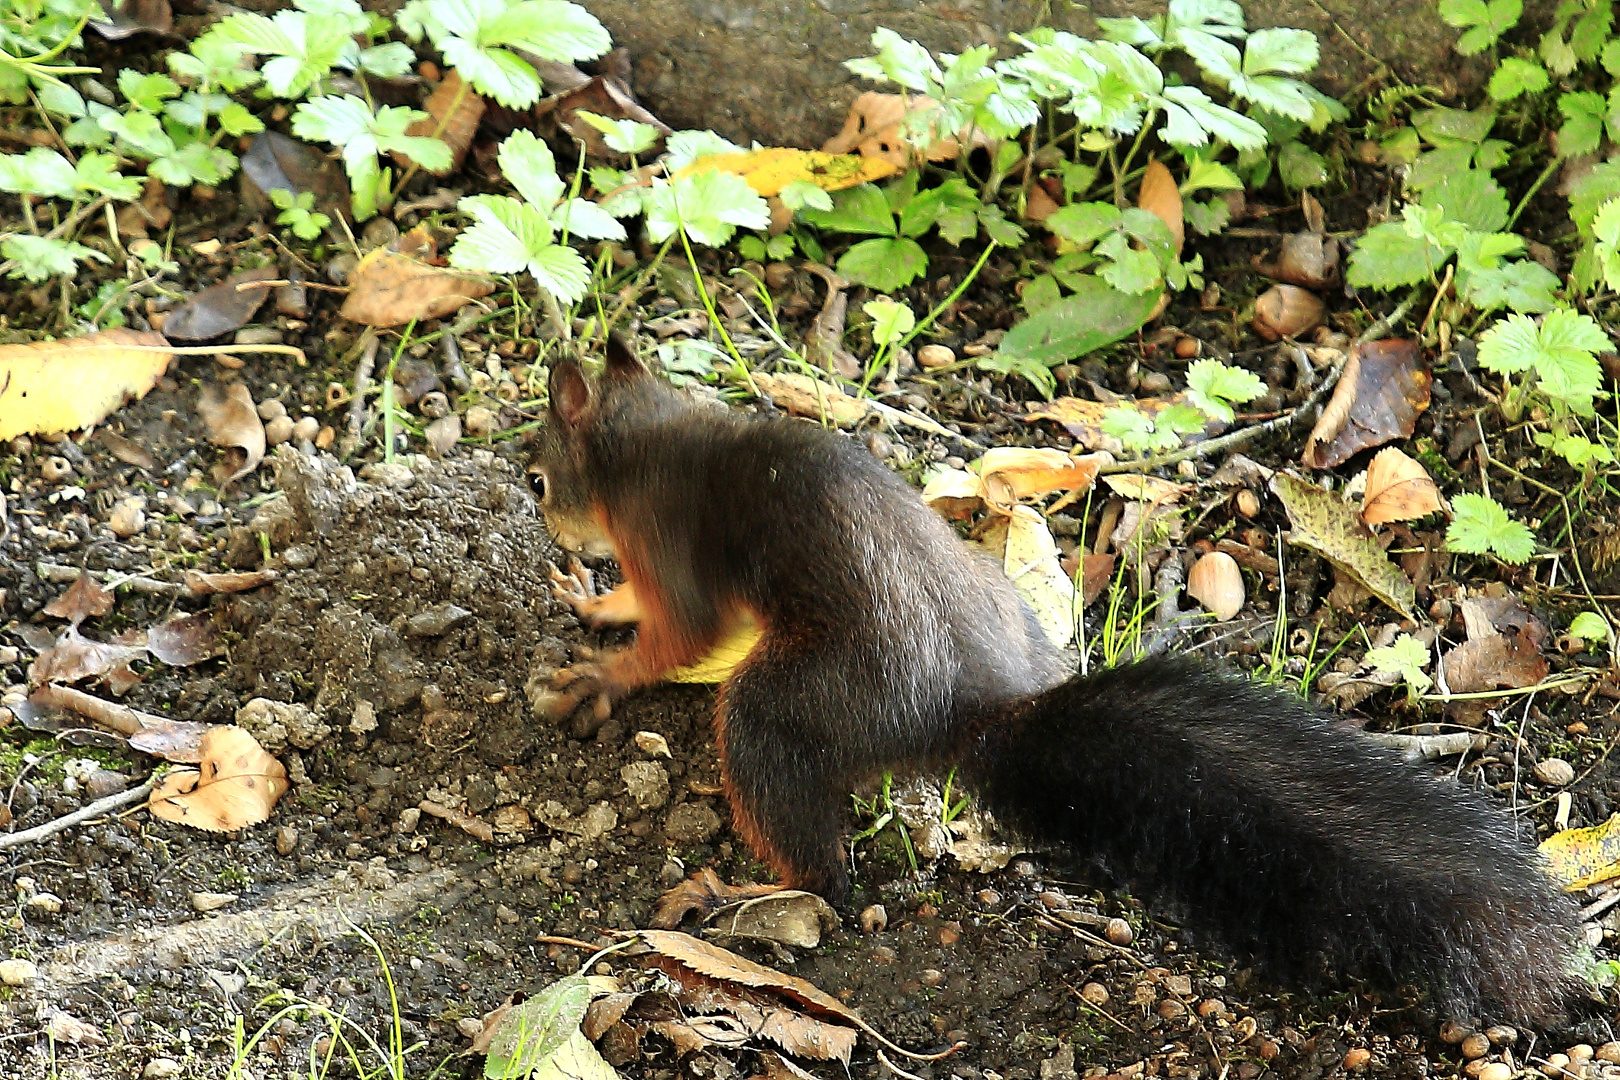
[
  {"xmin": 549, "ymin": 359, "xmax": 593, "ymax": 428},
  {"xmin": 603, "ymin": 332, "xmax": 649, "ymax": 380}
]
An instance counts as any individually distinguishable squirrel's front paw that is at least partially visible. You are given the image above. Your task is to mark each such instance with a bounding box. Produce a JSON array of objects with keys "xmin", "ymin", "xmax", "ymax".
[
  {"xmin": 547, "ymin": 557, "xmax": 596, "ymax": 619},
  {"xmin": 541, "ymin": 661, "xmax": 619, "ymax": 722}
]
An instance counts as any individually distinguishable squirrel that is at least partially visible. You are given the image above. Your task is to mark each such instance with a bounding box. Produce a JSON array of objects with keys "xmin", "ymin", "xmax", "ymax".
[{"xmin": 528, "ymin": 332, "xmax": 1584, "ymax": 1025}]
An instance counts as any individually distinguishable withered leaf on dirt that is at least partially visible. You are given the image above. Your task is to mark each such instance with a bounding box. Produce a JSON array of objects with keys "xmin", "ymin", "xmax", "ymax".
[
  {"xmin": 544, "ymin": 72, "xmax": 671, "ymax": 161},
  {"xmin": 44, "ymin": 1010, "xmax": 107, "ymax": 1047},
  {"xmin": 28, "ymin": 626, "xmax": 146, "ymax": 688},
  {"xmin": 1271, "ymin": 472, "xmax": 1414, "ymax": 616},
  {"xmin": 199, "ymin": 382, "xmax": 265, "ymax": 485},
  {"xmin": 0, "ymin": 328, "xmax": 173, "ymax": 441},
  {"xmin": 92, "ymin": 0, "xmax": 172, "ymax": 38},
  {"xmin": 1137, "ymin": 159, "xmax": 1183, "ymax": 258},
  {"xmin": 1439, "ymin": 627, "xmax": 1549, "ymax": 694},
  {"xmin": 148, "ymin": 725, "xmax": 288, "ymax": 832},
  {"xmin": 184, "ymin": 568, "xmax": 279, "ymax": 596},
  {"xmin": 400, "ymin": 70, "xmax": 484, "ymax": 176},
  {"xmin": 1302, "ymin": 339, "xmax": 1431, "ymax": 468},
  {"xmin": 162, "ymin": 266, "xmax": 278, "ymax": 341},
  {"xmin": 749, "ymin": 371, "xmax": 869, "ymax": 427},
  {"xmin": 1458, "ymin": 593, "xmax": 1547, "ymax": 645},
  {"xmin": 922, "ymin": 448, "xmax": 1102, "ymax": 518},
  {"xmin": 340, "ymin": 228, "xmax": 495, "ymax": 327},
  {"xmin": 30, "ymin": 682, "xmax": 213, "ymax": 761},
  {"xmin": 1362, "ymin": 447, "xmax": 1445, "ymax": 526},
  {"xmin": 997, "ymin": 506, "xmax": 1077, "ymax": 650},
  {"xmin": 43, "ymin": 571, "xmax": 114, "ymax": 627},
  {"xmin": 822, "ymin": 91, "xmax": 986, "ymax": 167},
  {"xmin": 639, "ymin": 941, "xmax": 859, "ymax": 1063},
  {"xmin": 1541, "ymin": 812, "xmax": 1620, "ymax": 891},
  {"xmin": 241, "ymin": 130, "xmax": 350, "ymax": 223},
  {"xmin": 704, "ymin": 890, "xmax": 839, "ymax": 949},
  {"xmin": 100, "ymin": 429, "xmax": 157, "ymax": 470},
  {"xmin": 146, "ymin": 612, "xmax": 221, "ymax": 666}
]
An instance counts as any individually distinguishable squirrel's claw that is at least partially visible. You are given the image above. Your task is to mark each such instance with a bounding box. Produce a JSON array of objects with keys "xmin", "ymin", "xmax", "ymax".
[{"xmin": 547, "ymin": 557, "xmax": 596, "ymax": 617}]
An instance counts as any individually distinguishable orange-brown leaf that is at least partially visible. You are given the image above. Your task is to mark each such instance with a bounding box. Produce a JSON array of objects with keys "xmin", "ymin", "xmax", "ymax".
[
  {"xmin": 148, "ymin": 726, "xmax": 288, "ymax": 832},
  {"xmin": 674, "ymin": 148, "xmax": 897, "ymax": 196},
  {"xmin": 400, "ymin": 69, "xmax": 484, "ymax": 175},
  {"xmin": 42, "ymin": 572, "xmax": 114, "ymax": 627},
  {"xmin": 1302, "ymin": 340, "xmax": 1431, "ymax": 468},
  {"xmin": 339, "ymin": 245, "xmax": 494, "ymax": 327},
  {"xmin": 1362, "ymin": 447, "xmax": 1445, "ymax": 525},
  {"xmin": 1137, "ymin": 159, "xmax": 1183, "ymax": 257},
  {"xmin": 0, "ymin": 328, "xmax": 173, "ymax": 441}
]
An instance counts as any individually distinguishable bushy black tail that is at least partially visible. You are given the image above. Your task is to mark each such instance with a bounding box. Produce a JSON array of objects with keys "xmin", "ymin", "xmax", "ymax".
[{"xmin": 961, "ymin": 657, "xmax": 1584, "ymax": 1024}]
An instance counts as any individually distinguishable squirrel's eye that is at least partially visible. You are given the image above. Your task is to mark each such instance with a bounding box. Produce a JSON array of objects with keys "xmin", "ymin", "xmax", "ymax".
[{"xmin": 528, "ymin": 468, "xmax": 549, "ymax": 503}]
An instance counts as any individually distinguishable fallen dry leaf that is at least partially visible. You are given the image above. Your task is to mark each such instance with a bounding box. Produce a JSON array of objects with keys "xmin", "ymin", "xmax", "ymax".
[
  {"xmin": 44, "ymin": 1009, "xmax": 106, "ymax": 1046},
  {"xmin": 749, "ymin": 371, "xmax": 869, "ymax": 426},
  {"xmin": 28, "ymin": 626, "xmax": 146, "ymax": 688},
  {"xmin": 1541, "ymin": 812, "xmax": 1620, "ymax": 890},
  {"xmin": 241, "ymin": 130, "xmax": 350, "ymax": 224},
  {"xmin": 339, "ymin": 230, "xmax": 495, "ymax": 327},
  {"xmin": 0, "ymin": 328, "xmax": 172, "ymax": 441},
  {"xmin": 198, "ymin": 382, "xmax": 265, "ymax": 485},
  {"xmin": 92, "ymin": 0, "xmax": 171, "ymax": 38},
  {"xmin": 1103, "ymin": 473, "xmax": 1189, "ymax": 505},
  {"xmin": 822, "ymin": 91, "xmax": 985, "ymax": 167},
  {"xmin": 148, "ymin": 726, "xmax": 288, "ymax": 831},
  {"xmin": 184, "ymin": 568, "xmax": 279, "ymax": 595},
  {"xmin": 399, "ymin": 69, "xmax": 484, "ymax": 175},
  {"xmin": 978, "ymin": 447, "xmax": 1101, "ymax": 514},
  {"xmin": 43, "ymin": 571, "xmax": 114, "ymax": 627},
  {"xmin": 146, "ymin": 612, "xmax": 221, "ymax": 666},
  {"xmin": 544, "ymin": 71, "xmax": 671, "ymax": 161},
  {"xmin": 1362, "ymin": 447, "xmax": 1445, "ymax": 525},
  {"xmin": 162, "ymin": 266, "xmax": 278, "ymax": 341},
  {"xmin": 1439, "ymin": 627, "xmax": 1549, "ymax": 694},
  {"xmin": 1302, "ymin": 339, "xmax": 1431, "ymax": 468},
  {"xmin": 1260, "ymin": 230, "xmax": 1341, "ymax": 290},
  {"xmin": 1079, "ymin": 552, "xmax": 1116, "ymax": 608},
  {"xmin": 100, "ymin": 430, "xmax": 157, "ymax": 470},
  {"xmin": 27, "ymin": 682, "xmax": 213, "ymax": 761},
  {"xmin": 1459, "ymin": 593, "xmax": 1547, "ymax": 645},
  {"xmin": 1271, "ymin": 472, "xmax": 1414, "ymax": 616},
  {"xmin": 1137, "ymin": 159, "xmax": 1183, "ymax": 257},
  {"xmin": 979, "ymin": 506, "xmax": 1076, "ymax": 649},
  {"xmin": 703, "ymin": 890, "xmax": 839, "ymax": 949},
  {"xmin": 674, "ymin": 148, "xmax": 897, "ymax": 196}
]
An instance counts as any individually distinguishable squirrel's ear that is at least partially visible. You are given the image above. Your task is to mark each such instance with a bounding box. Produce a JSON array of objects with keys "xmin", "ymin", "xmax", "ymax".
[
  {"xmin": 549, "ymin": 360, "xmax": 593, "ymax": 428},
  {"xmin": 603, "ymin": 332, "xmax": 648, "ymax": 380}
]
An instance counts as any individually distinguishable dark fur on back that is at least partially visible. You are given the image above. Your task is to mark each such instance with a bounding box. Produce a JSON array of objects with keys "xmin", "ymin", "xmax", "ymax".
[{"xmin": 962, "ymin": 658, "xmax": 1584, "ymax": 1023}]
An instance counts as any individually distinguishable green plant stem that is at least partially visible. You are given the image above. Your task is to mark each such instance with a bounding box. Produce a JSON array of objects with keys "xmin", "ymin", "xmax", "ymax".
[
  {"xmin": 1505, "ymin": 155, "xmax": 1560, "ymax": 232},
  {"xmin": 602, "ymin": 234, "xmax": 674, "ymax": 337},
  {"xmin": 899, "ymin": 240, "xmax": 999, "ymax": 350},
  {"xmin": 677, "ymin": 225, "xmax": 760, "ymax": 396},
  {"xmin": 1114, "ymin": 111, "xmax": 1157, "ymax": 199}
]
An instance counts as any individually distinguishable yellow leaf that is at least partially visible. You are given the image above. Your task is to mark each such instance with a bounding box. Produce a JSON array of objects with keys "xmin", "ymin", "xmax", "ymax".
[
  {"xmin": 0, "ymin": 328, "xmax": 173, "ymax": 441},
  {"xmin": 1003, "ymin": 505, "xmax": 1075, "ymax": 649},
  {"xmin": 673, "ymin": 148, "xmax": 897, "ymax": 196},
  {"xmin": 1540, "ymin": 812, "xmax": 1620, "ymax": 891},
  {"xmin": 149, "ymin": 726, "xmax": 288, "ymax": 832},
  {"xmin": 668, "ymin": 616, "xmax": 764, "ymax": 684},
  {"xmin": 1361, "ymin": 446, "xmax": 1446, "ymax": 525}
]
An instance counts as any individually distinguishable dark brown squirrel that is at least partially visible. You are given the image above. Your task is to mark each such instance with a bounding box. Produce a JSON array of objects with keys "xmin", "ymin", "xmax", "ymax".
[{"xmin": 528, "ymin": 332, "xmax": 1584, "ymax": 1025}]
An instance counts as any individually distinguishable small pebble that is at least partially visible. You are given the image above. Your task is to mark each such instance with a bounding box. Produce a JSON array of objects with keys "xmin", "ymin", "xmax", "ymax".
[
  {"xmin": 1104, "ymin": 917, "xmax": 1133, "ymax": 945},
  {"xmin": 1138, "ymin": 372, "xmax": 1172, "ymax": 393},
  {"xmin": 1258, "ymin": 1040, "xmax": 1279, "ymax": 1061},
  {"xmin": 142, "ymin": 1060, "xmax": 182, "ymax": 1079},
  {"xmin": 1342, "ymin": 1048, "xmax": 1371, "ymax": 1070},
  {"xmin": 276, "ymin": 825, "xmax": 299, "ymax": 855},
  {"xmin": 1461, "ymin": 1033, "xmax": 1490, "ymax": 1059},
  {"xmin": 1485, "ymin": 1026, "xmax": 1518, "ymax": 1046},
  {"xmin": 1038, "ymin": 890, "xmax": 1068, "ymax": 910},
  {"xmin": 109, "ymin": 498, "xmax": 146, "ymax": 538},
  {"xmin": 864, "ymin": 432, "xmax": 892, "ymax": 460},
  {"xmin": 919, "ymin": 968, "xmax": 944, "ymax": 987},
  {"xmin": 26, "ymin": 892, "xmax": 62, "ymax": 914},
  {"xmin": 1439, "ymin": 1021, "xmax": 1473, "ymax": 1044},
  {"xmin": 315, "ymin": 425, "xmax": 335, "ymax": 450},
  {"xmin": 1534, "ymin": 758, "xmax": 1576, "ymax": 786},
  {"xmin": 1080, "ymin": 982, "xmax": 1109, "ymax": 1006},
  {"xmin": 1596, "ymin": 1041, "xmax": 1620, "ymax": 1063},
  {"xmin": 191, "ymin": 891, "xmax": 238, "ymax": 912},
  {"xmin": 41, "ymin": 456, "xmax": 73, "ymax": 482},
  {"xmin": 257, "ymin": 399, "xmax": 287, "ymax": 421},
  {"xmin": 1569, "ymin": 1044, "xmax": 1595, "ymax": 1064},
  {"xmin": 859, "ymin": 904, "xmax": 887, "ymax": 934},
  {"xmin": 1196, "ymin": 998, "xmax": 1223, "ymax": 1019},
  {"xmin": 1234, "ymin": 489, "xmax": 1261, "ymax": 518},
  {"xmin": 264, "ymin": 415, "xmax": 295, "ymax": 446},
  {"xmin": 1476, "ymin": 1064, "xmax": 1511, "ymax": 1080},
  {"xmin": 1156, "ymin": 997, "xmax": 1186, "ymax": 1020},
  {"xmin": 917, "ymin": 344, "xmax": 955, "ymax": 369},
  {"xmin": 1543, "ymin": 1053, "xmax": 1570, "ymax": 1076},
  {"xmin": 425, "ymin": 415, "xmax": 461, "ymax": 458},
  {"xmin": 0, "ymin": 958, "xmax": 37, "ymax": 985},
  {"xmin": 1174, "ymin": 336, "xmax": 1201, "ymax": 359},
  {"xmin": 976, "ymin": 889, "xmax": 1001, "ymax": 906},
  {"xmin": 419, "ymin": 391, "xmax": 451, "ymax": 419},
  {"xmin": 291, "ymin": 416, "xmax": 320, "ymax": 443},
  {"xmin": 465, "ymin": 406, "xmax": 499, "ymax": 438}
]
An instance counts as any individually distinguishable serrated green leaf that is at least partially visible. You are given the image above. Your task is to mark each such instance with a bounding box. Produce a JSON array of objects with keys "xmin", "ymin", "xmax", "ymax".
[
  {"xmin": 778, "ymin": 179, "xmax": 833, "ymax": 213},
  {"xmin": 1421, "ymin": 168, "xmax": 1509, "ymax": 233},
  {"xmin": 645, "ymin": 171, "xmax": 770, "ymax": 248},
  {"xmin": 1413, "ymin": 105, "xmax": 1497, "ymax": 148},
  {"xmin": 118, "ymin": 69, "xmax": 180, "ymax": 112},
  {"xmin": 663, "ymin": 129, "xmax": 744, "ymax": 171},
  {"xmin": 1347, "ymin": 221, "xmax": 1448, "ymax": 289},
  {"xmin": 1442, "ymin": 0, "xmax": 1522, "ymax": 54},
  {"xmin": 863, "ymin": 297, "xmax": 915, "ymax": 345},
  {"xmin": 1278, "ymin": 140, "xmax": 1327, "ymax": 188},
  {"xmin": 1558, "ymin": 91, "xmax": 1606, "ymax": 158},
  {"xmin": 1478, "ymin": 309, "xmax": 1608, "ymax": 410},
  {"xmin": 573, "ymin": 109, "xmax": 661, "ymax": 156},
  {"xmin": 482, "ymin": 973, "xmax": 592, "ymax": 1078},
  {"xmin": 2, "ymin": 234, "xmax": 109, "ymax": 281},
  {"xmin": 1159, "ymin": 85, "xmax": 1268, "ymax": 150},
  {"xmin": 1366, "ymin": 633, "xmax": 1433, "ymax": 697},
  {"xmin": 1046, "ymin": 202, "xmax": 1121, "ymax": 247},
  {"xmin": 358, "ymin": 42, "xmax": 416, "ymax": 78},
  {"xmin": 496, "ymin": 129, "xmax": 564, "ymax": 210},
  {"xmin": 1179, "ymin": 153, "xmax": 1243, "ymax": 193},
  {"xmin": 1446, "ymin": 492, "xmax": 1535, "ymax": 563},
  {"xmin": 1488, "ymin": 57, "xmax": 1549, "ymax": 102},
  {"xmin": 801, "ymin": 182, "xmax": 896, "ymax": 236},
  {"xmin": 401, "ymin": 0, "xmax": 608, "ymax": 108},
  {"xmin": 1185, "ymin": 358, "xmax": 1266, "ymax": 423},
  {"xmin": 73, "ymin": 153, "xmax": 142, "ymax": 200},
  {"xmin": 1570, "ymin": 611, "xmax": 1612, "ymax": 642},
  {"xmin": 997, "ymin": 275, "xmax": 1162, "ymax": 367},
  {"xmin": 1098, "ymin": 235, "xmax": 1163, "ymax": 293},
  {"xmin": 834, "ymin": 236, "xmax": 928, "ymax": 292},
  {"xmin": 0, "ymin": 148, "xmax": 79, "ymax": 200},
  {"xmin": 1185, "ymin": 197, "xmax": 1231, "ymax": 236},
  {"xmin": 553, "ymin": 198, "xmax": 625, "ymax": 241}
]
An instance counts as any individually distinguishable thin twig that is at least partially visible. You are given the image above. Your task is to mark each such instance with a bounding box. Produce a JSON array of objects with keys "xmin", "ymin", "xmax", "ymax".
[
  {"xmin": 343, "ymin": 329, "xmax": 381, "ymax": 455},
  {"xmin": 0, "ymin": 780, "xmax": 154, "ymax": 851},
  {"xmin": 1100, "ymin": 290, "xmax": 1419, "ymax": 475}
]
